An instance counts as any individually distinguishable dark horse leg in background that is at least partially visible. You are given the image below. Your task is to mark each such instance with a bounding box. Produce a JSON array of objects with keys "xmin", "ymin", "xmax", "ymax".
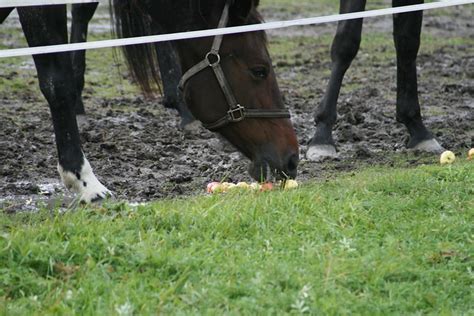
[
  {"xmin": 71, "ymin": 2, "xmax": 99, "ymax": 115},
  {"xmin": 306, "ymin": 0, "xmax": 366, "ymax": 160},
  {"xmin": 17, "ymin": 6, "xmax": 110, "ymax": 203},
  {"xmin": 307, "ymin": 0, "xmax": 442, "ymax": 161},
  {"xmin": 0, "ymin": 8, "xmax": 14, "ymax": 23},
  {"xmin": 392, "ymin": 0, "xmax": 442, "ymax": 152},
  {"xmin": 152, "ymin": 23, "xmax": 195, "ymax": 127},
  {"xmin": 70, "ymin": 4, "xmax": 195, "ymax": 126},
  {"xmin": 154, "ymin": 42, "xmax": 195, "ymax": 127}
]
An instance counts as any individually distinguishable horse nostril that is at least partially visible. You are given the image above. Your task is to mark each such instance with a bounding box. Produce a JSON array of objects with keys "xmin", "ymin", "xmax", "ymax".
[{"xmin": 285, "ymin": 153, "xmax": 299, "ymax": 178}]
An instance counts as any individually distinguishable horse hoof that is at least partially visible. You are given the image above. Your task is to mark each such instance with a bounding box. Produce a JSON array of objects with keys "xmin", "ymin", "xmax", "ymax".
[
  {"xmin": 411, "ymin": 139, "xmax": 444, "ymax": 153},
  {"xmin": 181, "ymin": 118, "xmax": 199, "ymax": 131},
  {"xmin": 67, "ymin": 187, "xmax": 113, "ymax": 210},
  {"xmin": 79, "ymin": 185, "xmax": 113, "ymax": 204},
  {"xmin": 306, "ymin": 144, "xmax": 338, "ymax": 161},
  {"xmin": 58, "ymin": 158, "xmax": 113, "ymax": 205}
]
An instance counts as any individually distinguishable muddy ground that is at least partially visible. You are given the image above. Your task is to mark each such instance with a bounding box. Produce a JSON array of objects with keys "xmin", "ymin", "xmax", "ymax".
[{"xmin": 1, "ymin": 4, "xmax": 473, "ymax": 211}]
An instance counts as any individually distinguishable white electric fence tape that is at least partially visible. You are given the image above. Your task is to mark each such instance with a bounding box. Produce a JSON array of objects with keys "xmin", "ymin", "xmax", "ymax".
[
  {"xmin": 0, "ymin": 0, "xmax": 473, "ymax": 58},
  {"xmin": 1, "ymin": 0, "xmax": 99, "ymax": 8}
]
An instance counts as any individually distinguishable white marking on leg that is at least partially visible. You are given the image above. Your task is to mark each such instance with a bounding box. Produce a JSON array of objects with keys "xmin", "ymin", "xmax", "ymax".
[
  {"xmin": 306, "ymin": 144, "xmax": 338, "ymax": 161},
  {"xmin": 412, "ymin": 139, "xmax": 444, "ymax": 153},
  {"xmin": 58, "ymin": 157, "xmax": 112, "ymax": 203}
]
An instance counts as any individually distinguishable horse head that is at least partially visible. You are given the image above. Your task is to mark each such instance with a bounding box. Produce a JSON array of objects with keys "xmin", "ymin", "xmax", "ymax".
[{"xmin": 113, "ymin": 0, "xmax": 299, "ymax": 180}]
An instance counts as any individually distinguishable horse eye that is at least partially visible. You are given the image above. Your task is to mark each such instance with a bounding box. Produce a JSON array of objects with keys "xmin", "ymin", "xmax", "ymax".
[{"xmin": 250, "ymin": 66, "xmax": 269, "ymax": 80}]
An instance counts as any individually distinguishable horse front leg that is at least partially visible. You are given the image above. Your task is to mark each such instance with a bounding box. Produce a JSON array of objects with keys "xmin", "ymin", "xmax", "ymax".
[
  {"xmin": 71, "ymin": 2, "xmax": 99, "ymax": 115},
  {"xmin": 18, "ymin": 6, "xmax": 110, "ymax": 203},
  {"xmin": 154, "ymin": 41, "xmax": 195, "ymax": 128},
  {"xmin": 392, "ymin": 0, "xmax": 443, "ymax": 152},
  {"xmin": 307, "ymin": 0, "xmax": 367, "ymax": 161}
]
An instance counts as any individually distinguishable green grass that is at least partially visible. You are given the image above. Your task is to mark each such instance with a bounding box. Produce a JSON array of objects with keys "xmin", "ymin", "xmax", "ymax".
[
  {"xmin": 269, "ymin": 33, "xmax": 474, "ymax": 65},
  {"xmin": 1, "ymin": 162, "xmax": 473, "ymax": 314}
]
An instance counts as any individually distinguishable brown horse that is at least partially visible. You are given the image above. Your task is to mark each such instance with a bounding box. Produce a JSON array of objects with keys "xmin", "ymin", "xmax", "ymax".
[{"xmin": 5, "ymin": 0, "xmax": 299, "ymax": 203}]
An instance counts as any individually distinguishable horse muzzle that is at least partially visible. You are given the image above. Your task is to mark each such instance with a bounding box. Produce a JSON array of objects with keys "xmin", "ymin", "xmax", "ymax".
[{"xmin": 248, "ymin": 151, "xmax": 299, "ymax": 182}]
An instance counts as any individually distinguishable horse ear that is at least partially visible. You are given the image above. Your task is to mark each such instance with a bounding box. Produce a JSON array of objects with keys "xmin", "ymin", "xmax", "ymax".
[{"xmin": 229, "ymin": 0, "xmax": 257, "ymax": 24}]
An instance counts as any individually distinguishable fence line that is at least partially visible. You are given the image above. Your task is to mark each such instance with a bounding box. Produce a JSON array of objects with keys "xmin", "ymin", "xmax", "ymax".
[
  {"xmin": 0, "ymin": 0, "xmax": 473, "ymax": 58},
  {"xmin": 1, "ymin": 0, "xmax": 98, "ymax": 8}
]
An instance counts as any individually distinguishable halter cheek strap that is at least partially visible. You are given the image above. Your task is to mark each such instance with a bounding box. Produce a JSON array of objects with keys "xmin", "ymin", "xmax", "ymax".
[{"xmin": 178, "ymin": 0, "xmax": 291, "ymax": 131}]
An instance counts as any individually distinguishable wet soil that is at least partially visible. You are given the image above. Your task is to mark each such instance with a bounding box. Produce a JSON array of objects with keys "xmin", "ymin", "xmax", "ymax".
[{"xmin": 1, "ymin": 5, "xmax": 473, "ymax": 211}]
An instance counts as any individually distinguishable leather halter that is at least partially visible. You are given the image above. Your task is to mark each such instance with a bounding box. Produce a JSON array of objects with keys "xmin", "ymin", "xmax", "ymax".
[{"xmin": 178, "ymin": 0, "xmax": 291, "ymax": 131}]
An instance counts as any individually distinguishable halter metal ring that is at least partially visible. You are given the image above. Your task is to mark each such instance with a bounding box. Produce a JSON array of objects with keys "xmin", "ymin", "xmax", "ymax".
[
  {"xmin": 228, "ymin": 105, "xmax": 245, "ymax": 122},
  {"xmin": 205, "ymin": 51, "xmax": 221, "ymax": 67}
]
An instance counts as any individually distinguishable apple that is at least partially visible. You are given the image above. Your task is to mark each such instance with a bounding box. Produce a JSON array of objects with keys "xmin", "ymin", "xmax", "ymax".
[
  {"xmin": 249, "ymin": 182, "xmax": 261, "ymax": 191},
  {"xmin": 439, "ymin": 150, "xmax": 455, "ymax": 165},
  {"xmin": 283, "ymin": 179, "xmax": 298, "ymax": 190},
  {"xmin": 236, "ymin": 182, "xmax": 250, "ymax": 189},
  {"xmin": 212, "ymin": 183, "xmax": 226, "ymax": 193},
  {"xmin": 468, "ymin": 148, "xmax": 474, "ymax": 160},
  {"xmin": 222, "ymin": 182, "xmax": 236, "ymax": 191},
  {"xmin": 260, "ymin": 182, "xmax": 274, "ymax": 192},
  {"xmin": 206, "ymin": 182, "xmax": 220, "ymax": 193}
]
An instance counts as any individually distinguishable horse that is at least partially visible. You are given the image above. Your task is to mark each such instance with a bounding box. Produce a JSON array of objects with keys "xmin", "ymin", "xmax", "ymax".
[
  {"xmin": 306, "ymin": 0, "xmax": 444, "ymax": 160},
  {"xmin": 2, "ymin": 0, "xmax": 299, "ymax": 203}
]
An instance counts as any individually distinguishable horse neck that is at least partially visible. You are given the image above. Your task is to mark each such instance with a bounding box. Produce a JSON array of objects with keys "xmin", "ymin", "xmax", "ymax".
[
  {"xmin": 147, "ymin": 1, "xmax": 223, "ymax": 72},
  {"xmin": 148, "ymin": 0, "xmax": 221, "ymax": 33}
]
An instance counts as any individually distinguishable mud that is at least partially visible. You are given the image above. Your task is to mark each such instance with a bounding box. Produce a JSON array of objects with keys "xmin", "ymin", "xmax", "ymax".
[{"xmin": 1, "ymin": 5, "xmax": 473, "ymax": 211}]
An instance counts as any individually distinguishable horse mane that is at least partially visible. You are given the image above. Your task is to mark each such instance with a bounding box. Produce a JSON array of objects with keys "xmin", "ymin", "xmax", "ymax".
[{"xmin": 110, "ymin": 0, "xmax": 266, "ymax": 96}]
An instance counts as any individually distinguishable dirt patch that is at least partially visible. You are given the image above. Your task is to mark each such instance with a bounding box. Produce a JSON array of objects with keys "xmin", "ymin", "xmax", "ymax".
[{"xmin": 1, "ymin": 5, "xmax": 473, "ymax": 211}]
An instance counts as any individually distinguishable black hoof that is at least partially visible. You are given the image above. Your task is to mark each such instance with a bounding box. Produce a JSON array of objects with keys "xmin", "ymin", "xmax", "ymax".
[{"xmin": 180, "ymin": 114, "xmax": 196, "ymax": 129}]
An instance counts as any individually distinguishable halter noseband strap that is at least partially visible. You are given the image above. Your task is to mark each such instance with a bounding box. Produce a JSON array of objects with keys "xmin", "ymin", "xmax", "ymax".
[{"xmin": 178, "ymin": 0, "xmax": 291, "ymax": 131}]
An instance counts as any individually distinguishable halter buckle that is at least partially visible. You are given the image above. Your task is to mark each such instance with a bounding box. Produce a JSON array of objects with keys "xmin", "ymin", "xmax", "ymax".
[
  {"xmin": 205, "ymin": 51, "xmax": 221, "ymax": 67},
  {"xmin": 228, "ymin": 105, "xmax": 245, "ymax": 122}
]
